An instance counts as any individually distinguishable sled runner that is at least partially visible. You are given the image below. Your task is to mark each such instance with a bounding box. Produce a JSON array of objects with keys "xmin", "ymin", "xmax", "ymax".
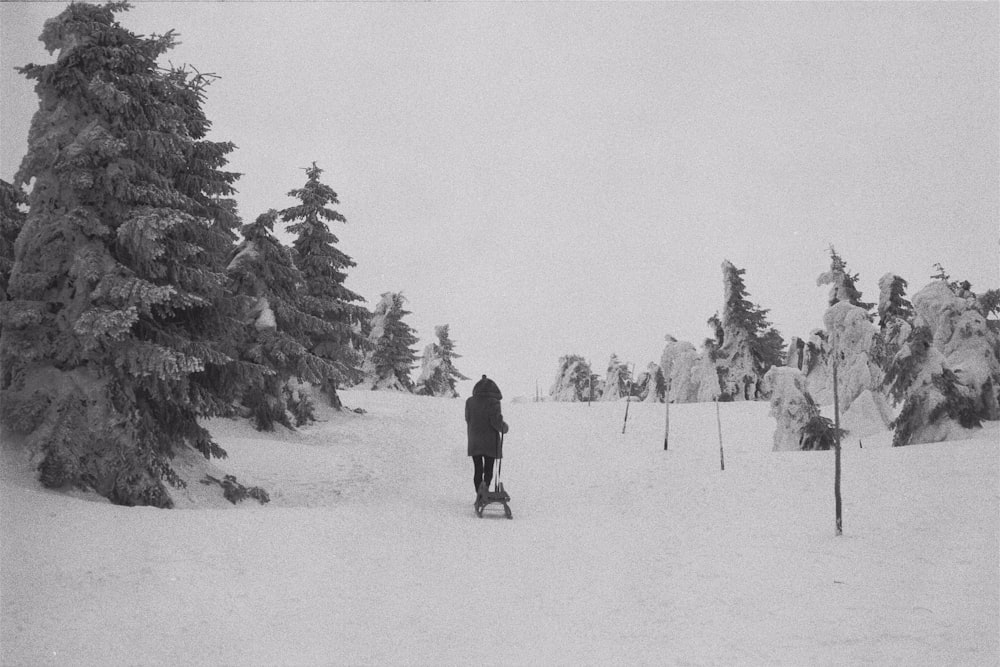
[
  {"xmin": 475, "ymin": 481, "xmax": 512, "ymax": 519},
  {"xmin": 475, "ymin": 433, "xmax": 513, "ymax": 519}
]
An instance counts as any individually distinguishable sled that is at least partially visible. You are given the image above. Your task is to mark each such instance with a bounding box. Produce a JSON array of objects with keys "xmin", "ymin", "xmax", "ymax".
[{"xmin": 475, "ymin": 481, "xmax": 513, "ymax": 519}]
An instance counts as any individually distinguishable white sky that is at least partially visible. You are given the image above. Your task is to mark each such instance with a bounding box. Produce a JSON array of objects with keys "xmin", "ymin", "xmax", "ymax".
[{"xmin": 2, "ymin": 1, "xmax": 997, "ymax": 399}]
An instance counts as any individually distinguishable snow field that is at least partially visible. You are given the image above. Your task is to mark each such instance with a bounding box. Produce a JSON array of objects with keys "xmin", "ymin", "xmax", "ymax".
[{"xmin": 1, "ymin": 390, "xmax": 997, "ymax": 665}]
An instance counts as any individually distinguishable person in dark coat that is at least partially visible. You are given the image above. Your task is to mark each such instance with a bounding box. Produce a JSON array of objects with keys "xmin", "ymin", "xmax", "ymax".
[{"xmin": 466, "ymin": 375, "xmax": 509, "ymax": 501}]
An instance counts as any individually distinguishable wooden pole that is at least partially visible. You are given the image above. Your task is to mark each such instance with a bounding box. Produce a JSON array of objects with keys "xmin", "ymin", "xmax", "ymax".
[
  {"xmin": 833, "ymin": 349, "xmax": 843, "ymax": 536},
  {"xmin": 716, "ymin": 397, "xmax": 725, "ymax": 471},
  {"xmin": 622, "ymin": 365, "xmax": 633, "ymax": 434},
  {"xmin": 622, "ymin": 389, "xmax": 631, "ymax": 434},
  {"xmin": 663, "ymin": 377, "xmax": 671, "ymax": 451}
]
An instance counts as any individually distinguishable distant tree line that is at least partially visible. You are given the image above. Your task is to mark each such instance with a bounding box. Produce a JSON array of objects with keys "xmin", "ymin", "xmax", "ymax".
[{"xmin": 550, "ymin": 246, "xmax": 1000, "ymax": 453}]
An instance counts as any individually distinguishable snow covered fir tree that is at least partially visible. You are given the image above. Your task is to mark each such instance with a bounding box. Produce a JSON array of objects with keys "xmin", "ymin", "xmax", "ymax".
[
  {"xmin": 0, "ymin": 2, "xmax": 263, "ymax": 506},
  {"xmin": 549, "ymin": 354, "xmax": 596, "ymax": 402},
  {"xmin": 872, "ymin": 272, "xmax": 914, "ymax": 371},
  {"xmin": 707, "ymin": 260, "xmax": 786, "ymax": 401},
  {"xmin": 634, "ymin": 362, "xmax": 667, "ymax": 402},
  {"xmin": 361, "ymin": 292, "xmax": 419, "ymax": 391},
  {"xmin": 884, "ymin": 278, "xmax": 999, "ymax": 446},
  {"xmin": 602, "ymin": 354, "xmax": 632, "ymax": 401},
  {"xmin": 281, "ymin": 163, "xmax": 367, "ymax": 409},
  {"xmin": 817, "ymin": 245, "xmax": 875, "ymax": 311},
  {"xmin": 227, "ymin": 210, "xmax": 335, "ymax": 430},
  {"xmin": 0, "ymin": 179, "xmax": 27, "ymax": 308},
  {"xmin": 544, "ymin": 252, "xmax": 998, "ymax": 455},
  {"xmin": 764, "ymin": 366, "xmax": 842, "ymax": 451},
  {"xmin": 415, "ymin": 324, "xmax": 468, "ymax": 397}
]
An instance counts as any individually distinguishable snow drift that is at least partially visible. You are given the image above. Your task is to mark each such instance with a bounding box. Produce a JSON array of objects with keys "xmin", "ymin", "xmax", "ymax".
[{"xmin": 2, "ymin": 390, "xmax": 997, "ymax": 666}]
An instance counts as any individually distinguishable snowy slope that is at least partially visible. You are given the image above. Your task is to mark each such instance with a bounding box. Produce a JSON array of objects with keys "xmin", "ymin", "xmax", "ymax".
[{"xmin": 2, "ymin": 391, "xmax": 997, "ymax": 666}]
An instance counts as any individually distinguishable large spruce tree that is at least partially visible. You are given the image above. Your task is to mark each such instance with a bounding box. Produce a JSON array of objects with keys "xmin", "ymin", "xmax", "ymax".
[
  {"xmin": 280, "ymin": 163, "xmax": 367, "ymax": 408},
  {"xmin": 228, "ymin": 211, "xmax": 337, "ymax": 430},
  {"xmin": 0, "ymin": 3, "xmax": 259, "ymax": 507}
]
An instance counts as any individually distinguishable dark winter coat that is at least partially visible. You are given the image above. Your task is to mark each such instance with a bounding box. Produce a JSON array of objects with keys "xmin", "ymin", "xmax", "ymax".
[{"xmin": 466, "ymin": 376, "xmax": 509, "ymax": 458}]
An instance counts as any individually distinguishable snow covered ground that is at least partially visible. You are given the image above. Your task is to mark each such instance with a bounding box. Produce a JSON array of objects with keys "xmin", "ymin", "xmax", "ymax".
[{"xmin": 2, "ymin": 390, "xmax": 997, "ymax": 666}]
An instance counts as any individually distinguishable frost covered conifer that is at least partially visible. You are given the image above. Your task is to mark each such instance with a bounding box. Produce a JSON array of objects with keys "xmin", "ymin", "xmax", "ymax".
[
  {"xmin": 817, "ymin": 246, "xmax": 873, "ymax": 311},
  {"xmin": 801, "ymin": 329, "xmax": 833, "ymax": 403},
  {"xmin": 824, "ymin": 301, "xmax": 892, "ymax": 431},
  {"xmin": 602, "ymin": 354, "xmax": 631, "ymax": 401},
  {"xmin": 0, "ymin": 2, "xmax": 256, "ymax": 506},
  {"xmin": 713, "ymin": 260, "xmax": 786, "ymax": 401},
  {"xmin": 415, "ymin": 324, "xmax": 468, "ymax": 397},
  {"xmin": 977, "ymin": 289, "xmax": 1000, "ymax": 326},
  {"xmin": 637, "ymin": 362, "xmax": 667, "ymax": 402},
  {"xmin": 659, "ymin": 336, "xmax": 701, "ymax": 403},
  {"xmin": 228, "ymin": 210, "xmax": 336, "ymax": 429},
  {"xmin": 281, "ymin": 163, "xmax": 367, "ymax": 409},
  {"xmin": 872, "ymin": 273, "xmax": 914, "ymax": 371},
  {"xmin": 549, "ymin": 355, "xmax": 595, "ymax": 402},
  {"xmin": 884, "ymin": 280, "xmax": 998, "ymax": 446},
  {"xmin": 0, "ymin": 180, "xmax": 28, "ymax": 306},
  {"xmin": 363, "ymin": 292, "xmax": 419, "ymax": 391},
  {"xmin": 764, "ymin": 367, "xmax": 841, "ymax": 451},
  {"xmin": 877, "ymin": 273, "xmax": 914, "ymax": 326}
]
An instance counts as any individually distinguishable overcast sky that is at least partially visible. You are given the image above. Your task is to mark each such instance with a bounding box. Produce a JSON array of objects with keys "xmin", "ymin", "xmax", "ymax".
[{"xmin": 2, "ymin": 1, "xmax": 997, "ymax": 399}]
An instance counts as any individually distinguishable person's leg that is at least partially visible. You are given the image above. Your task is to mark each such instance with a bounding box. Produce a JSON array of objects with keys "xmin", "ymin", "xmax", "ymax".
[
  {"xmin": 473, "ymin": 455, "xmax": 484, "ymax": 492},
  {"xmin": 483, "ymin": 456, "xmax": 495, "ymax": 491}
]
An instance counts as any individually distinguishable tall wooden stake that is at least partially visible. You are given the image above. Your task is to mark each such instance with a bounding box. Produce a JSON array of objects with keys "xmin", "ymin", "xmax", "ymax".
[
  {"xmin": 622, "ymin": 391, "xmax": 631, "ymax": 434},
  {"xmin": 715, "ymin": 398, "xmax": 725, "ymax": 471},
  {"xmin": 833, "ymin": 351, "xmax": 843, "ymax": 536},
  {"xmin": 621, "ymin": 365, "xmax": 633, "ymax": 434},
  {"xmin": 663, "ymin": 378, "xmax": 671, "ymax": 451}
]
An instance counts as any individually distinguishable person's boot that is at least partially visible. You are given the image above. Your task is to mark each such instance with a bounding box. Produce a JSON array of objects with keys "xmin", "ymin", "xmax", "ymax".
[{"xmin": 476, "ymin": 480, "xmax": 489, "ymax": 508}]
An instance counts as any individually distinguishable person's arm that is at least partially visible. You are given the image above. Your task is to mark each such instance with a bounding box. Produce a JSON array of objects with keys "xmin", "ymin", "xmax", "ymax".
[{"xmin": 489, "ymin": 403, "xmax": 509, "ymax": 434}]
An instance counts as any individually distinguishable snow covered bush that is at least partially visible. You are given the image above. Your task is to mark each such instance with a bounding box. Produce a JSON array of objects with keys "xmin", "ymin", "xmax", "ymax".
[
  {"xmin": 362, "ymin": 292, "xmax": 419, "ymax": 391},
  {"xmin": 549, "ymin": 354, "xmax": 596, "ymax": 402},
  {"xmin": 415, "ymin": 324, "xmax": 468, "ymax": 397},
  {"xmin": 884, "ymin": 279, "xmax": 998, "ymax": 446},
  {"xmin": 0, "ymin": 3, "xmax": 261, "ymax": 507},
  {"xmin": 200, "ymin": 474, "xmax": 270, "ymax": 505},
  {"xmin": 885, "ymin": 327, "xmax": 980, "ymax": 446},
  {"xmin": 802, "ymin": 329, "xmax": 833, "ymax": 404},
  {"xmin": 284, "ymin": 385, "xmax": 317, "ymax": 427},
  {"xmin": 823, "ymin": 301, "xmax": 885, "ymax": 415},
  {"xmin": 913, "ymin": 280, "xmax": 1000, "ymax": 419},
  {"xmin": 785, "ymin": 336, "xmax": 806, "ymax": 371},
  {"xmin": 637, "ymin": 362, "xmax": 667, "ymax": 402},
  {"xmin": 764, "ymin": 367, "xmax": 840, "ymax": 451},
  {"xmin": 602, "ymin": 354, "xmax": 631, "ymax": 401},
  {"xmin": 659, "ymin": 336, "xmax": 701, "ymax": 403}
]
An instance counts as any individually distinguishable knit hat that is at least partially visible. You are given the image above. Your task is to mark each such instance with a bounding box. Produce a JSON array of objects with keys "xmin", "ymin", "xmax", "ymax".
[{"xmin": 472, "ymin": 374, "xmax": 503, "ymax": 399}]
